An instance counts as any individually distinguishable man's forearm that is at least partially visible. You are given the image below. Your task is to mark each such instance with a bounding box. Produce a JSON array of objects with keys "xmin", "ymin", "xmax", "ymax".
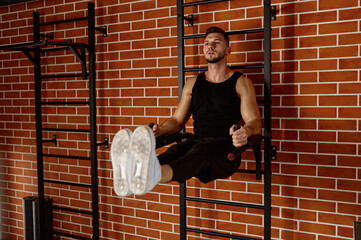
[
  {"xmin": 158, "ymin": 117, "xmax": 184, "ymax": 136},
  {"xmin": 243, "ymin": 119, "xmax": 262, "ymax": 136}
]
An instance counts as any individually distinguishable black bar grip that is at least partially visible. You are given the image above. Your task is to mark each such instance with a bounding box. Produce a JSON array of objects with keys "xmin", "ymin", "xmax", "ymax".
[
  {"xmin": 228, "ymin": 125, "xmax": 262, "ymax": 161},
  {"xmin": 149, "ymin": 123, "xmax": 192, "ymax": 149}
]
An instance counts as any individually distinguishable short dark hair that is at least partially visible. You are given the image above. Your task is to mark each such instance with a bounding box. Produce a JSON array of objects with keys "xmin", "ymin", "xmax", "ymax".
[{"xmin": 205, "ymin": 26, "xmax": 229, "ymax": 45}]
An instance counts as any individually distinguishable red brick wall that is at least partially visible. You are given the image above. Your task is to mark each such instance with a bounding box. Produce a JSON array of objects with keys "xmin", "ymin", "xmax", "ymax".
[{"xmin": 0, "ymin": 0, "xmax": 360, "ymax": 239}]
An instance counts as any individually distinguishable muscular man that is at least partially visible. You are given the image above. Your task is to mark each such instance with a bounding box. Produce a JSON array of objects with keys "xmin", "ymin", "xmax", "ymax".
[{"xmin": 111, "ymin": 26, "xmax": 261, "ymax": 196}]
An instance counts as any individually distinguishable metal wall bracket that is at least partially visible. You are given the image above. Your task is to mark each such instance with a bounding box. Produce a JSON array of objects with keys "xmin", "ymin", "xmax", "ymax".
[
  {"xmin": 271, "ymin": 6, "xmax": 276, "ymax": 21},
  {"xmin": 40, "ymin": 32, "xmax": 54, "ymax": 39},
  {"xmin": 95, "ymin": 25, "xmax": 107, "ymax": 37},
  {"xmin": 42, "ymin": 135, "xmax": 57, "ymax": 146},
  {"xmin": 184, "ymin": 14, "xmax": 193, "ymax": 27},
  {"xmin": 97, "ymin": 137, "xmax": 109, "ymax": 149},
  {"xmin": 271, "ymin": 145, "xmax": 277, "ymax": 160},
  {"xmin": 69, "ymin": 46, "xmax": 87, "ymax": 80}
]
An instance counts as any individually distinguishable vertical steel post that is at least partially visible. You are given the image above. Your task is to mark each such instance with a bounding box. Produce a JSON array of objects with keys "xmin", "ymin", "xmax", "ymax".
[
  {"xmin": 177, "ymin": 1, "xmax": 187, "ymax": 240},
  {"xmin": 33, "ymin": 11, "xmax": 46, "ymax": 240},
  {"xmin": 263, "ymin": 0, "xmax": 272, "ymax": 239},
  {"xmin": 88, "ymin": 2, "xmax": 99, "ymax": 240}
]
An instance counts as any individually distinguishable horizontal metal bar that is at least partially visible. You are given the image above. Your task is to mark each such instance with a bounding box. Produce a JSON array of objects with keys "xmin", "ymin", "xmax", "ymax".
[
  {"xmin": 41, "ymin": 46, "xmax": 69, "ymax": 52},
  {"xmin": 40, "ymin": 17, "xmax": 88, "ymax": 26},
  {"xmin": 237, "ymin": 169, "xmax": 265, "ymax": 175},
  {"xmin": 0, "ymin": 40, "xmax": 47, "ymax": 51},
  {"xmin": 53, "ymin": 205, "xmax": 92, "ymax": 215},
  {"xmin": 183, "ymin": 28, "xmax": 264, "ymax": 40},
  {"xmin": 185, "ymin": 197, "xmax": 265, "ymax": 209},
  {"xmin": 42, "ymin": 128, "xmax": 90, "ymax": 133},
  {"xmin": 186, "ymin": 228, "xmax": 261, "ymax": 240},
  {"xmin": 41, "ymin": 73, "xmax": 87, "ymax": 79},
  {"xmin": 43, "ymin": 154, "xmax": 91, "ymax": 161},
  {"xmin": 53, "ymin": 231, "xmax": 92, "ymax": 240},
  {"xmin": 41, "ymin": 101, "xmax": 89, "ymax": 105},
  {"xmin": 183, "ymin": 0, "xmax": 229, "ymax": 7},
  {"xmin": 44, "ymin": 179, "xmax": 92, "ymax": 188},
  {"xmin": 184, "ymin": 64, "xmax": 264, "ymax": 72}
]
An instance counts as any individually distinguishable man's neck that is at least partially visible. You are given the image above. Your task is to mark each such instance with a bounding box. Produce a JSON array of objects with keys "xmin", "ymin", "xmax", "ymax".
[{"xmin": 205, "ymin": 61, "xmax": 231, "ymax": 83}]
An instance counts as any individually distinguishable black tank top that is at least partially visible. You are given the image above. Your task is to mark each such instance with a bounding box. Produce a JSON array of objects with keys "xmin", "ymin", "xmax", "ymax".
[{"xmin": 191, "ymin": 71, "xmax": 243, "ymax": 138}]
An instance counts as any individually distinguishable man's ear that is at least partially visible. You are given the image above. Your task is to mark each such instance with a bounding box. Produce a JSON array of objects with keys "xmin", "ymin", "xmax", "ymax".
[{"xmin": 226, "ymin": 46, "xmax": 231, "ymax": 55}]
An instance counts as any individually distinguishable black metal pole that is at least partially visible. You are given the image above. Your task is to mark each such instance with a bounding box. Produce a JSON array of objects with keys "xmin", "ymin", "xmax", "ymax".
[
  {"xmin": 263, "ymin": 0, "xmax": 272, "ymax": 239},
  {"xmin": 177, "ymin": 1, "xmax": 187, "ymax": 240},
  {"xmin": 33, "ymin": 11, "xmax": 46, "ymax": 240},
  {"xmin": 88, "ymin": 2, "xmax": 99, "ymax": 240}
]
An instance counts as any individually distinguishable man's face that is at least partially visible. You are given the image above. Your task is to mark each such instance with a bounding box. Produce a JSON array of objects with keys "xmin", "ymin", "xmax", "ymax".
[{"xmin": 203, "ymin": 32, "xmax": 230, "ymax": 63}]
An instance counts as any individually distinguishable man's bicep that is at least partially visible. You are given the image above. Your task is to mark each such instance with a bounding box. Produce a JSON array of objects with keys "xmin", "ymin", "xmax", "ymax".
[
  {"xmin": 172, "ymin": 78, "xmax": 195, "ymax": 126},
  {"xmin": 238, "ymin": 77, "xmax": 260, "ymax": 123}
]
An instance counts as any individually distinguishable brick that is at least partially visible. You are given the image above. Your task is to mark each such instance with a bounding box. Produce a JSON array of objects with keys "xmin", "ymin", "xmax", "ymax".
[
  {"xmin": 300, "ymin": 84, "xmax": 337, "ymax": 95},
  {"xmin": 340, "ymin": 58, "xmax": 361, "ymax": 69},
  {"xmin": 300, "ymin": 11, "xmax": 337, "ymax": 24},
  {"xmin": 231, "ymin": 18, "xmax": 263, "ymax": 31},
  {"xmin": 281, "ymin": 141, "xmax": 316, "ymax": 153},
  {"xmin": 338, "ymin": 132, "xmax": 361, "ymax": 143},
  {"xmin": 282, "ymin": 208, "xmax": 316, "ymax": 221},
  {"xmin": 282, "ymin": 48, "xmax": 317, "ymax": 60},
  {"xmin": 282, "ymin": 72, "xmax": 317, "ymax": 83},
  {"xmin": 319, "ymin": 119, "xmax": 357, "ymax": 131},
  {"xmin": 339, "ymin": 33, "xmax": 361, "ymax": 45},
  {"xmin": 340, "ymin": 83, "xmax": 361, "ymax": 94},
  {"xmin": 281, "ymin": 1, "xmax": 317, "ymax": 15},
  {"xmin": 272, "ymin": 37, "xmax": 298, "ymax": 50},
  {"xmin": 318, "ymin": 212, "xmax": 356, "ymax": 226},
  {"xmin": 338, "ymin": 156, "xmax": 361, "ymax": 168},
  {"xmin": 299, "ymin": 176, "xmax": 336, "ymax": 189},
  {"xmin": 338, "ymin": 226, "xmax": 354, "ymax": 238},
  {"xmin": 300, "ymin": 59, "xmax": 337, "ymax": 71},
  {"xmin": 144, "ymin": 28, "xmax": 169, "ymax": 39},
  {"xmin": 319, "ymin": 21, "xmax": 358, "ymax": 34},
  {"xmin": 132, "ymin": 19, "xmax": 156, "ymax": 30},
  {"xmin": 320, "ymin": 46, "xmax": 358, "ymax": 58},
  {"xmin": 281, "ymin": 164, "xmax": 316, "ymax": 176},
  {"xmin": 319, "ymin": 0, "xmax": 358, "ymax": 10},
  {"xmin": 300, "ymin": 35, "xmax": 337, "ymax": 48},
  {"xmin": 281, "ymin": 25, "xmax": 317, "ymax": 37},
  {"xmin": 339, "ymin": 108, "xmax": 361, "ymax": 118},
  {"xmin": 319, "ymin": 71, "xmax": 358, "ymax": 82},
  {"xmin": 319, "ymin": 143, "xmax": 356, "ymax": 155},
  {"xmin": 338, "ymin": 203, "xmax": 361, "ymax": 215},
  {"xmin": 337, "ymin": 179, "xmax": 361, "ymax": 192},
  {"xmin": 319, "ymin": 96, "xmax": 357, "ymax": 106},
  {"xmin": 300, "ymin": 221, "xmax": 336, "ymax": 235},
  {"xmin": 300, "ymin": 108, "xmax": 336, "ymax": 118},
  {"xmin": 132, "ymin": 0, "xmax": 155, "ymax": 11},
  {"xmin": 144, "ymin": 8, "xmax": 169, "ymax": 19}
]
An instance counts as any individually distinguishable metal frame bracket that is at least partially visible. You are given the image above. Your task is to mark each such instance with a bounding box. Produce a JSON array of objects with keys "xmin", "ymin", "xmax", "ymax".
[
  {"xmin": 271, "ymin": 145, "xmax": 277, "ymax": 160},
  {"xmin": 271, "ymin": 6, "xmax": 277, "ymax": 21},
  {"xmin": 97, "ymin": 137, "xmax": 109, "ymax": 149},
  {"xmin": 95, "ymin": 25, "xmax": 107, "ymax": 37},
  {"xmin": 42, "ymin": 135, "xmax": 57, "ymax": 146},
  {"xmin": 184, "ymin": 14, "xmax": 193, "ymax": 27}
]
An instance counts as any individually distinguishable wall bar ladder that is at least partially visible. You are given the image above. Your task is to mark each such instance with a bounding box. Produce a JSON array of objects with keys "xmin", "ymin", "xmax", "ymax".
[
  {"xmin": 177, "ymin": 0, "xmax": 273, "ymax": 239},
  {"xmin": 0, "ymin": 2, "xmax": 105, "ymax": 240}
]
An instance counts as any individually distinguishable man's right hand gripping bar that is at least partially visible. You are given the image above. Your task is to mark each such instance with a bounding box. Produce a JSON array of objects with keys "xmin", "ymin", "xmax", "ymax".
[{"xmin": 227, "ymin": 127, "xmax": 262, "ymax": 161}]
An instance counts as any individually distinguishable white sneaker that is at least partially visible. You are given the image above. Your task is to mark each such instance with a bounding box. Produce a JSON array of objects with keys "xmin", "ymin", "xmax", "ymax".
[
  {"xmin": 129, "ymin": 126, "xmax": 161, "ymax": 195},
  {"xmin": 111, "ymin": 129, "xmax": 133, "ymax": 197}
]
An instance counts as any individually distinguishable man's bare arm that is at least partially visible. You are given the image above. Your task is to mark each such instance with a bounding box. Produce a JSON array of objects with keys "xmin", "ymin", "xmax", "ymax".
[
  {"xmin": 230, "ymin": 75, "xmax": 261, "ymax": 147},
  {"xmin": 152, "ymin": 77, "xmax": 196, "ymax": 137}
]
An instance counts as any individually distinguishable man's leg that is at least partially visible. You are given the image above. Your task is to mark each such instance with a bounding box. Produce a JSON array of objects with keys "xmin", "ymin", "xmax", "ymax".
[{"xmin": 160, "ymin": 164, "xmax": 173, "ymax": 183}]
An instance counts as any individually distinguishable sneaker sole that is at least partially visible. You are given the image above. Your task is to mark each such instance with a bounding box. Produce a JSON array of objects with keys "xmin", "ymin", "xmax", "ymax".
[
  {"xmin": 111, "ymin": 129, "xmax": 132, "ymax": 196},
  {"xmin": 130, "ymin": 126, "xmax": 156, "ymax": 195}
]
